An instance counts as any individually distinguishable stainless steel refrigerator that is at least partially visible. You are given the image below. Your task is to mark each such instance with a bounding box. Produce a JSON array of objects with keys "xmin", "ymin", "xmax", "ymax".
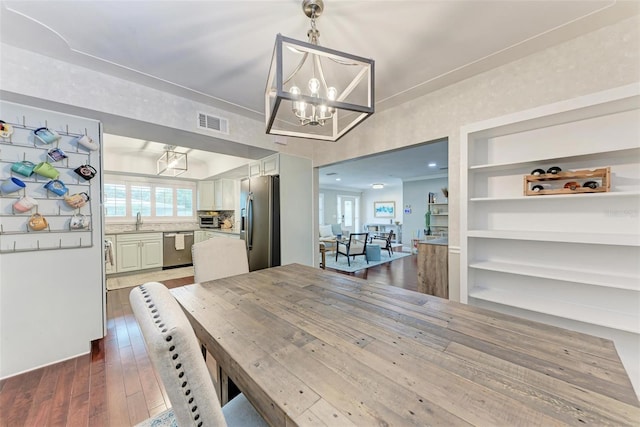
[{"xmin": 240, "ymin": 175, "xmax": 281, "ymax": 271}]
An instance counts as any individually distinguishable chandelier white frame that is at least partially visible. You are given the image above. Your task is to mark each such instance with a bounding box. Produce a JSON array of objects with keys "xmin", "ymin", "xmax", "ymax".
[{"xmin": 265, "ymin": 0, "xmax": 374, "ymax": 142}]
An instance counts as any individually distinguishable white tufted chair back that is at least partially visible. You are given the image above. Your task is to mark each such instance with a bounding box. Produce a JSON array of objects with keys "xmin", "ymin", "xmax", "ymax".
[{"xmin": 192, "ymin": 238, "xmax": 249, "ymax": 283}]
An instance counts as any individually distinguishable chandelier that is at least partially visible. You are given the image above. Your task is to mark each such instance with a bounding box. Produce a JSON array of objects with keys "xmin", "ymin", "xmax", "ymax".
[
  {"xmin": 265, "ymin": 0, "xmax": 374, "ymax": 142},
  {"xmin": 157, "ymin": 145, "xmax": 188, "ymax": 177}
]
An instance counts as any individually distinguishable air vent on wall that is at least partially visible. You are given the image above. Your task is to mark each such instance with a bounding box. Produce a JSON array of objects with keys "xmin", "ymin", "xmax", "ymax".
[{"xmin": 197, "ymin": 112, "xmax": 229, "ymax": 134}]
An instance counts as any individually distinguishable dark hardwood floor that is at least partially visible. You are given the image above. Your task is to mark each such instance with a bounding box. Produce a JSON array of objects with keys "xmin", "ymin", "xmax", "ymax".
[{"xmin": 0, "ymin": 255, "xmax": 418, "ymax": 426}]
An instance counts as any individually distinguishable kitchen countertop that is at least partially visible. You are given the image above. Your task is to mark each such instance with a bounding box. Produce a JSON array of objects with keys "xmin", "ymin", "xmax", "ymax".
[
  {"xmin": 105, "ymin": 228, "xmax": 241, "ymax": 236},
  {"xmin": 202, "ymin": 228, "xmax": 241, "ymax": 235},
  {"xmin": 418, "ymin": 237, "xmax": 448, "ymax": 246}
]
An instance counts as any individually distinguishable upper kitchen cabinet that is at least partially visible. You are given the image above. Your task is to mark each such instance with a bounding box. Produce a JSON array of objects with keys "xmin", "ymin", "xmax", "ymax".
[
  {"xmin": 248, "ymin": 154, "xmax": 279, "ymax": 177},
  {"xmin": 213, "ymin": 179, "xmax": 237, "ymax": 210},
  {"xmin": 197, "ymin": 180, "xmax": 215, "ymax": 210}
]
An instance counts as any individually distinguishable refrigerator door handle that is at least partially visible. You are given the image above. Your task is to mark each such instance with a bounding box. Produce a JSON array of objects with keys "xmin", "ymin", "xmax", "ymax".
[{"xmin": 246, "ymin": 193, "xmax": 253, "ymax": 250}]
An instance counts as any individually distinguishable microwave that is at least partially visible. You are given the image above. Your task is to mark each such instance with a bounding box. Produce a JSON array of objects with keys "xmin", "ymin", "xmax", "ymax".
[{"xmin": 199, "ymin": 215, "xmax": 219, "ymax": 228}]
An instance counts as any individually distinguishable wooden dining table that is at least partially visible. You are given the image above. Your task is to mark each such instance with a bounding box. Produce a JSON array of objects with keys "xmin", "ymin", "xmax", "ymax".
[{"xmin": 171, "ymin": 264, "xmax": 639, "ymax": 426}]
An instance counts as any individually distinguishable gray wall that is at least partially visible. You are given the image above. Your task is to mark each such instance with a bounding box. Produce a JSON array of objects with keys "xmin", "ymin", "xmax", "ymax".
[
  {"xmin": 402, "ymin": 177, "xmax": 449, "ymax": 241},
  {"xmin": 319, "ymin": 188, "xmax": 363, "ymax": 226}
]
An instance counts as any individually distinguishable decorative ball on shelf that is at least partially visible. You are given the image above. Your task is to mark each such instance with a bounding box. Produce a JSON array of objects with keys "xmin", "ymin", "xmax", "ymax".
[
  {"xmin": 564, "ymin": 181, "xmax": 580, "ymax": 190},
  {"xmin": 547, "ymin": 166, "xmax": 562, "ymax": 174},
  {"xmin": 532, "ymin": 185, "xmax": 544, "ymax": 192},
  {"xmin": 583, "ymin": 181, "xmax": 599, "ymax": 189},
  {"xmin": 531, "ymin": 168, "xmax": 545, "ymax": 176}
]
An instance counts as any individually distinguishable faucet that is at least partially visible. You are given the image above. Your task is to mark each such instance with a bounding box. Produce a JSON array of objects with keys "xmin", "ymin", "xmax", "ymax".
[{"xmin": 135, "ymin": 212, "xmax": 142, "ymax": 231}]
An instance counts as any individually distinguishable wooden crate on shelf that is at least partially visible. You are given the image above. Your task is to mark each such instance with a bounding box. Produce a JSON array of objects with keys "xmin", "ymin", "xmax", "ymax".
[{"xmin": 524, "ymin": 167, "xmax": 610, "ymax": 196}]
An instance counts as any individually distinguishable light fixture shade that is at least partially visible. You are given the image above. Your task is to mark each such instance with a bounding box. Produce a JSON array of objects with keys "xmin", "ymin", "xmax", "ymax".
[
  {"xmin": 157, "ymin": 148, "xmax": 188, "ymax": 177},
  {"xmin": 265, "ymin": 34, "xmax": 374, "ymax": 142}
]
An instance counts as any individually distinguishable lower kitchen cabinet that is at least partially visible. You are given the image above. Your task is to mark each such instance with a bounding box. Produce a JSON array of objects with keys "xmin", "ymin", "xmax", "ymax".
[
  {"xmin": 116, "ymin": 233, "xmax": 163, "ymax": 273},
  {"xmin": 105, "ymin": 235, "xmax": 117, "ymax": 274},
  {"xmin": 194, "ymin": 230, "xmax": 207, "ymax": 243}
]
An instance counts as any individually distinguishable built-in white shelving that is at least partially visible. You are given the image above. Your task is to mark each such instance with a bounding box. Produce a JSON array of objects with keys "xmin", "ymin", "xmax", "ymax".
[
  {"xmin": 470, "ymin": 190, "xmax": 640, "ymax": 202},
  {"xmin": 469, "ymin": 261, "xmax": 639, "ymax": 291},
  {"xmin": 469, "ymin": 146, "xmax": 640, "ymax": 172},
  {"xmin": 467, "ymin": 230, "xmax": 640, "ymax": 246},
  {"xmin": 460, "ymin": 83, "xmax": 640, "ymax": 341},
  {"xmin": 468, "ymin": 287, "xmax": 639, "ymax": 334}
]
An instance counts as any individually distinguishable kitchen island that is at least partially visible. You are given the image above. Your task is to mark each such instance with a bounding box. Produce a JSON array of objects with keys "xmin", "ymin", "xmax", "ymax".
[{"xmin": 417, "ymin": 238, "xmax": 448, "ymax": 298}]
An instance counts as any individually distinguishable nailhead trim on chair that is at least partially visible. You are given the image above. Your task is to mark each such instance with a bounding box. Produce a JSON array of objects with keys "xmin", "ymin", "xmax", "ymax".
[{"xmin": 138, "ymin": 284, "xmax": 204, "ymax": 427}]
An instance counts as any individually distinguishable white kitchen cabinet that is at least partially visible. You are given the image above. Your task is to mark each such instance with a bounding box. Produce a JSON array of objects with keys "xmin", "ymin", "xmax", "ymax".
[
  {"xmin": 248, "ymin": 161, "xmax": 261, "ymax": 177},
  {"xmin": 261, "ymin": 154, "xmax": 279, "ymax": 176},
  {"xmin": 213, "ymin": 179, "xmax": 237, "ymax": 210},
  {"xmin": 248, "ymin": 154, "xmax": 279, "ymax": 177},
  {"xmin": 197, "ymin": 180, "xmax": 215, "ymax": 210},
  {"xmin": 194, "ymin": 230, "xmax": 207, "ymax": 243},
  {"xmin": 116, "ymin": 233, "xmax": 163, "ymax": 273},
  {"xmin": 460, "ymin": 84, "xmax": 640, "ymax": 335},
  {"xmin": 105, "ymin": 235, "xmax": 117, "ymax": 274}
]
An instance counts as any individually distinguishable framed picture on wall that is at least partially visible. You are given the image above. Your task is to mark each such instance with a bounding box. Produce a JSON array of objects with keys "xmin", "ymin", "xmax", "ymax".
[{"xmin": 374, "ymin": 201, "xmax": 395, "ymax": 218}]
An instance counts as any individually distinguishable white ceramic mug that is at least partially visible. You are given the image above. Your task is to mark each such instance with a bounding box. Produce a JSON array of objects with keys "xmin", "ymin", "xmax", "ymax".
[
  {"xmin": 76, "ymin": 135, "xmax": 99, "ymax": 151},
  {"xmin": 70, "ymin": 213, "xmax": 90, "ymax": 229},
  {"xmin": 13, "ymin": 195, "xmax": 38, "ymax": 212},
  {"xmin": 34, "ymin": 127, "xmax": 61, "ymax": 144}
]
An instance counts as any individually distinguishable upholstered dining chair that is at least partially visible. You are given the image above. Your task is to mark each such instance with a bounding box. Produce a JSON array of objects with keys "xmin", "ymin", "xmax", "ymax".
[
  {"xmin": 192, "ymin": 237, "xmax": 249, "ymax": 283},
  {"xmin": 131, "ymin": 282, "xmax": 268, "ymax": 427},
  {"xmin": 370, "ymin": 230, "xmax": 395, "ymax": 257},
  {"xmin": 335, "ymin": 232, "xmax": 369, "ymax": 266}
]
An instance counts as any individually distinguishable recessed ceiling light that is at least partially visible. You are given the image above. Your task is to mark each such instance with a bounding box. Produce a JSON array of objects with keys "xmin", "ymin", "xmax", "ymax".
[
  {"xmin": 372, "ymin": 183, "xmax": 384, "ymax": 189},
  {"xmin": 428, "ymin": 162, "xmax": 437, "ymax": 167},
  {"xmin": 336, "ymin": 178, "xmax": 341, "ymax": 181}
]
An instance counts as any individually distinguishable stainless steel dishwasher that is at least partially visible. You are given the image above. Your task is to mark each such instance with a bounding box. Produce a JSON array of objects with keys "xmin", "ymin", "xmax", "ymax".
[{"xmin": 162, "ymin": 232, "xmax": 194, "ymax": 268}]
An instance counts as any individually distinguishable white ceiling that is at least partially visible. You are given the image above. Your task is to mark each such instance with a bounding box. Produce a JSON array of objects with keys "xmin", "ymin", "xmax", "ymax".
[
  {"xmin": 319, "ymin": 138, "xmax": 448, "ymax": 190},
  {"xmin": 1, "ymin": 1, "xmax": 635, "ymax": 184}
]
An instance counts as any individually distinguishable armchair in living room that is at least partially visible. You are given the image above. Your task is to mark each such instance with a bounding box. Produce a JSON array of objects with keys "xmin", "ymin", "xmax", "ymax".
[
  {"xmin": 370, "ymin": 230, "xmax": 395, "ymax": 257},
  {"xmin": 336, "ymin": 232, "xmax": 369, "ymax": 266}
]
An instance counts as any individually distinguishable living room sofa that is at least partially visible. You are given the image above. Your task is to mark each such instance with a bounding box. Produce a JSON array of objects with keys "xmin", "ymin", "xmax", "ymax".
[{"xmin": 319, "ymin": 224, "xmax": 346, "ymax": 251}]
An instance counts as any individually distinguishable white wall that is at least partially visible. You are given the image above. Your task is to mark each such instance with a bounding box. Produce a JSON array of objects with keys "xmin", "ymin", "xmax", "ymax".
[
  {"xmin": 319, "ymin": 188, "xmax": 362, "ymax": 226},
  {"xmin": 402, "ymin": 177, "xmax": 449, "ymax": 241},
  {"xmin": 312, "ymin": 16, "xmax": 640, "ymax": 302},
  {"xmin": 279, "ymin": 154, "xmax": 313, "ymax": 267},
  {"xmin": 0, "ymin": 44, "xmax": 315, "ymax": 162},
  {"xmin": 362, "ymin": 187, "xmax": 403, "ymax": 226},
  {"xmin": 0, "ymin": 102, "xmax": 104, "ymax": 379}
]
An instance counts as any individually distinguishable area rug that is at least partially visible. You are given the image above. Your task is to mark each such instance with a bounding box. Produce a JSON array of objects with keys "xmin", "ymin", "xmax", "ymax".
[
  {"xmin": 324, "ymin": 251, "xmax": 412, "ymax": 273},
  {"xmin": 106, "ymin": 266, "xmax": 194, "ymax": 291}
]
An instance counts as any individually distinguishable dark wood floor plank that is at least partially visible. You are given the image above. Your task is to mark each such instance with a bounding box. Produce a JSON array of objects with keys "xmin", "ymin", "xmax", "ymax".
[
  {"xmin": 23, "ymin": 363, "xmax": 60, "ymax": 425},
  {"xmin": 47, "ymin": 358, "xmax": 77, "ymax": 426},
  {"xmin": 105, "ymin": 336, "xmax": 130, "ymax": 427},
  {"xmin": 87, "ymin": 340, "xmax": 108, "ymax": 426},
  {"xmin": 127, "ymin": 390, "xmax": 151, "ymax": 425},
  {"xmin": 66, "ymin": 391, "xmax": 90, "ymax": 427},
  {"xmin": 3, "ymin": 368, "xmax": 43, "ymax": 426}
]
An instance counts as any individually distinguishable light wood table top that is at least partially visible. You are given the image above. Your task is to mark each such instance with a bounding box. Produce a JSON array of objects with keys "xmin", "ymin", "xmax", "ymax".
[{"xmin": 171, "ymin": 264, "xmax": 639, "ymax": 426}]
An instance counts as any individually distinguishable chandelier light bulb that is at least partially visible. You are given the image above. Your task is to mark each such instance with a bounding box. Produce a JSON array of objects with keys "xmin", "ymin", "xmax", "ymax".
[
  {"xmin": 327, "ymin": 86, "xmax": 337, "ymax": 100},
  {"xmin": 308, "ymin": 78, "xmax": 320, "ymax": 95}
]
